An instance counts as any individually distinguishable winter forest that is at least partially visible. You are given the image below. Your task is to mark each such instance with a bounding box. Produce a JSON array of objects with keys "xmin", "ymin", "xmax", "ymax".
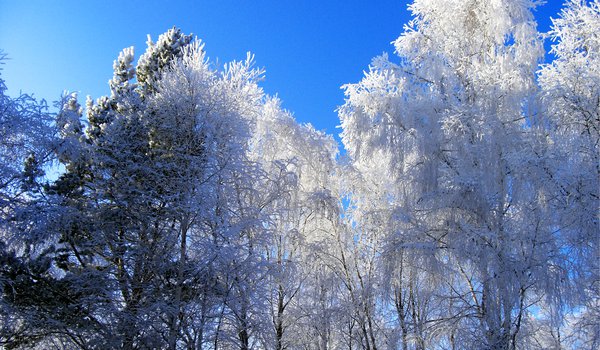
[{"xmin": 0, "ymin": 0, "xmax": 598, "ymax": 349}]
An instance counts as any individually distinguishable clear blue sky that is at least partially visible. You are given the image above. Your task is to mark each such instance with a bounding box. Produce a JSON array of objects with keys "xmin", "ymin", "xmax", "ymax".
[{"xmin": 1, "ymin": 0, "xmax": 564, "ymax": 140}]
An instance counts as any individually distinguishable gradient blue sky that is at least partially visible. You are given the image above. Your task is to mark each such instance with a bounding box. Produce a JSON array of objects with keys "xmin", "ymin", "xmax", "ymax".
[{"xmin": 1, "ymin": 0, "xmax": 564, "ymax": 140}]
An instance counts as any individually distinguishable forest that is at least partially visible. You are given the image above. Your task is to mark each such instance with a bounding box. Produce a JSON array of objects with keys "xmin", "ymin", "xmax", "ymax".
[{"xmin": 0, "ymin": 0, "xmax": 598, "ymax": 349}]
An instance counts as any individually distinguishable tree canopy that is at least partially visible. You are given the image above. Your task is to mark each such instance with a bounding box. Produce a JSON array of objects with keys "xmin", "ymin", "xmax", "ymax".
[{"xmin": 0, "ymin": 1, "xmax": 598, "ymax": 349}]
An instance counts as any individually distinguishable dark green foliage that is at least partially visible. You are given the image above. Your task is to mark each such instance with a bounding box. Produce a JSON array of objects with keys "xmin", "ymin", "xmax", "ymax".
[
  {"xmin": 0, "ymin": 243, "xmax": 113, "ymax": 349},
  {"xmin": 135, "ymin": 27, "xmax": 193, "ymax": 95}
]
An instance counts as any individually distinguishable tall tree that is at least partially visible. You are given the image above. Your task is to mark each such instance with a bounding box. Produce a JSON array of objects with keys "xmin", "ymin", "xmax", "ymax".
[
  {"xmin": 0, "ymin": 53, "xmax": 66, "ymax": 349},
  {"xmin": 1, "ymin": 28, "xmax": 270, "ymax": 349},
  {"xmin": 338, "ymin": 1, "xmax": 581, "ymax": 349},
  {"xmin": 249, "ymin": 97, "xmax": 340, "ymax": 349},
  {"xmin": 537, "ymin": 1, "xmax": 600, "ymax": 348}
]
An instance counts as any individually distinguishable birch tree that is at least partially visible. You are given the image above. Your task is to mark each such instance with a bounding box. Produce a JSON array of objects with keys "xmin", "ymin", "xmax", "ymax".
[
  {"xmin": 339, "ymin": 1, "xmax": 575, "ymax": 349},
  {"xmin": 537, "ymin": 1, "xmax": 600, "ymax": 348}
]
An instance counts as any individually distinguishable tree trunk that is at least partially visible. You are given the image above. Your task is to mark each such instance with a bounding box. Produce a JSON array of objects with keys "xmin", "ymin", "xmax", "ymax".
[{"xmin": 169, "ymin": 216, "xmax": 190, "ymax": 350}]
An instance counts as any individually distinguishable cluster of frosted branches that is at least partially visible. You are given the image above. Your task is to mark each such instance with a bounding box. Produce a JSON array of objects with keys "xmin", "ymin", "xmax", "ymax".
[{"xmin": 0, "ymin": 1, "xmax": 598, "ymax": 349}]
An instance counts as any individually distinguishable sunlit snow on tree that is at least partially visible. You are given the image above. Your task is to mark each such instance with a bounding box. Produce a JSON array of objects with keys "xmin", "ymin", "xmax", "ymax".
[{"xmin": 0, "ymin": 1, "xmax": 598, "ymax": 349}]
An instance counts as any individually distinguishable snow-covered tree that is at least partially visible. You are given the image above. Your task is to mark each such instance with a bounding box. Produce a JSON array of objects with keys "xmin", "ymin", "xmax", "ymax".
[
  {"xmin": 0, "ymin": 51, "xmax": 55, "ymax": 226},
  {"xmin": 1, "ymin": 28, "xmax": 268, "ymax": 349},
  {"xmin": 248, "ymin": 97, "xmax": 340, "ymax": 349},
  {"xmin": 0, "ymin": 52, "xmax": 61, "ymax": 348},
  {"xmin": 338, "ymin": 1, "xmax": 584, "ymax": 349},
  {"xmin": 538, "ymin": 1, "xmax": 600, "ymax": 348}
]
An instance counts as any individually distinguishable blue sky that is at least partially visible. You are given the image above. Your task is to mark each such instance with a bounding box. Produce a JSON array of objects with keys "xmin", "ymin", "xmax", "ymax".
[{"xmin": 1, "ymin": 0, "xmax": 564, "ymax": 141}]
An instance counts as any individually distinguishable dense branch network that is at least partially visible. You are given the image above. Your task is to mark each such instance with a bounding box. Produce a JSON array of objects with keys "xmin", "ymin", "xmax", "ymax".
[{"xmin": 0, "ymin": 1, "xmax": 598, "ymax": 349}]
